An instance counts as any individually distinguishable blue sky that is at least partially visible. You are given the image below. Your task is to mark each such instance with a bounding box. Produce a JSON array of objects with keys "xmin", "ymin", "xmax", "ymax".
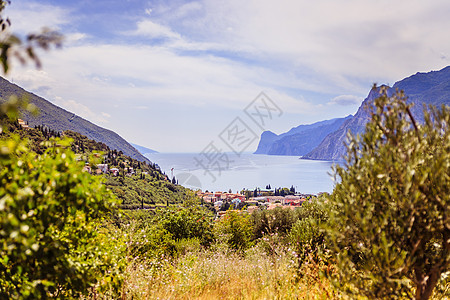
[{"xmin": 4, "ymin": 0, "xmax": 450, "ymax": 152}]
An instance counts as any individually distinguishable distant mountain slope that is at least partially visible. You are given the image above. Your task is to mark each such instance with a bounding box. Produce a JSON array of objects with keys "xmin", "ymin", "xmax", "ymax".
[
  {"xmin": 254, "ymin": 131, "xmax": 279, "ymax": 154},
  {"xmin": 131, "ymin": 143, "xmax": 158, "ymax": 155},
  {"xmin": 254, "ymin": 116, "xmax": 351, "ymax": 156},
  {"xmin": 303, "ymin": 66, "xmax": 450, "ymax": 160},
  {"xmin": 0, "ymin": 77, "xmax": 150, "ymax": 163}
]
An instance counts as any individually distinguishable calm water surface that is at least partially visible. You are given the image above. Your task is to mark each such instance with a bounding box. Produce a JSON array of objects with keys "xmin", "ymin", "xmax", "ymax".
[{"xmin": 145, "ymin": 152, "xmax": 339, "ymax": 194}]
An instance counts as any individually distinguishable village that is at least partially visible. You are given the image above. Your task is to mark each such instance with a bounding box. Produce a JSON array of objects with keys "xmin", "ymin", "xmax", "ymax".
[{"xmin": 196, "ymin": 190, "xmax": 317, "ymax": 215}]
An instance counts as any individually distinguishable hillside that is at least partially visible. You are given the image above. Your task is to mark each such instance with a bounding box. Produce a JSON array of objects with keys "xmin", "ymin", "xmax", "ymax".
[
  {"xmin": 254, "ymin": 116, "xmax": 351, "ymax": 156},
  {"xmin": 1, "ymin": 120, "xmax": 192, "ymax": 208},
  {"xmin": 0, "ymin": 77, "xmax": 149, "ymax": 163},
  {"xmin": 303, "ymin": 66, "xmax": 450, "ymax": 160}
]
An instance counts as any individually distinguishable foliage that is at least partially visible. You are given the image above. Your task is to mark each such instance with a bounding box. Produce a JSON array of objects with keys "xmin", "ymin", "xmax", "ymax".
[
  {"xmin": 289, "ymin": 198, "xmax": 329, "ymax": 269},
  {"xmin": 252, "ymin": 207, "xmax": 296, "ymax": 239},
  {"xmin": 2, "ymin": 118, "xmax": 191, "ymax": 207},
  {"xmin": 105, "ymin": 175, "xmax": 190, "ymax": 207},
  {"xmin": 122, "ymin": 221, "xmax": 177, "ymax": 260},
  {"xmin": 0, "ymin": 135, "xmax": 120, "ymax": 298},
  {"xmin": 214, "ymin": 211, "xmax": 254, "ymax": 251},
  {"xmin": 328, "ymin": 86, "xmax": 449, "ymax": 299},
  {"xmin": 155, "ymin": 201, "xmax": 215, "ymax": 248}
]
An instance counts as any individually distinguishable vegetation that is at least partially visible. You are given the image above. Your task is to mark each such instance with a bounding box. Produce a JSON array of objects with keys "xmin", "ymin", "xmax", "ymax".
[
  {"xmin": 0, "ymin": 1, "xmax": 448, "ymax": 298},
  {"xmin": 0, "ymin": 135, "xmax": 120, "ymax": 298},
  {"xmin": 328, "ymin": 86, "xmax": 449, "ymax": 300},
  {"xmin": 1, "ymin": 120, "xmax": 193, "ymax": 208}
]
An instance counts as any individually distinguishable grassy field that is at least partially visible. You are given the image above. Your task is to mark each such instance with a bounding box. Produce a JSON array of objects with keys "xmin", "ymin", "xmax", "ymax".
[{"xmin": 118, "ymin": 245, "xmax": 337, "ymax": 300}]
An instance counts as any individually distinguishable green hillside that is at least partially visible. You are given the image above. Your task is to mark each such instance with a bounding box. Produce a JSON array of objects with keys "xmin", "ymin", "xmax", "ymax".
[{"xmin": 2, "ymin": 120, "xmax": 193, "ymax": 208}]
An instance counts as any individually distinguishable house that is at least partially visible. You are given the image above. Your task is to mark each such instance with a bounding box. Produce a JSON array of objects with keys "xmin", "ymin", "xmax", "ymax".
[
  {"xmin": 214, "ymin": 200, "xmax": 224, "ymax": 208},
  {"xmin": 247, "ymin": 206, "xmax": 259, "ymax": 214},
  {"xmin": 17, "ymin": 119, "xmax": 29, "ymax": 129},
  {"xmin": 267, "ymin": 203, "xmax": 283, "ymax": 210},
  {"xmin": 96, "ymin": 164, "xmax": 109, "ymax": 174},
  {"xmin": 110, "ymin": 168, "xmax": 119, "ymax": 176},
  {"xmin": 82, "ymin": 163, "xmax": 91, "ymax": 174}
]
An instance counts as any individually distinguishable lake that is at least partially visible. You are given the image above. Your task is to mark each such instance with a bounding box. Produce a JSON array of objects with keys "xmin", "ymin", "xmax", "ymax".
[{"xmin": 145, "ymin": 152, "xmax": 340, "ymax": 195}]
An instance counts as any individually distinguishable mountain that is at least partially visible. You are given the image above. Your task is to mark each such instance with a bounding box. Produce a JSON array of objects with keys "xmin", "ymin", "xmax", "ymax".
[
  {"xmin": 303, "ymin": 66, "xmax": 450, "ymax": 160},
  {"xmin": 0, "ymin": 77, "xmax": 150, "ymax": 163},
  {"xmin": 254, "ymin": 131, "xmax": 279, "ymax": 154},
  {"xmin": 130, "ymin": 143, "xmax": 158, "ymax": 155},
  {"xmin": 254, "ymin": 116, "xmax": 351, "ymax": 156}
]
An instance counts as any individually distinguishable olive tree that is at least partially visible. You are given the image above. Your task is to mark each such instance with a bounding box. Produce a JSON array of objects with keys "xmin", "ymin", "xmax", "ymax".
[{"xmin": 328, "ymin": 86, "xmax": 449, "ymax": 299}]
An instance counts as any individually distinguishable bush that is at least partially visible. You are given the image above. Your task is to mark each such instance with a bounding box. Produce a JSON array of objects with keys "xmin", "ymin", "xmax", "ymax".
[
  {"xmin": 214, "ymin": 211, "xmax": 254, "ymax": 251},
  {"xmin": 155, "ymin": 203, "xmax": 215, "ymax": 248},
  {"xmin": 289, "ymin": 198, "xmax": 329, "ymax": 268},
  {"xmin": 251, "ymin": 207, "xmax": 296, "ymax": 239},
  {"xmin": 328, "ymin": 87, "xmax": 449, "ymax": 300},
  {"xmin": 0, "ymin": 136, "xmax": 119, "ymax": 298}
]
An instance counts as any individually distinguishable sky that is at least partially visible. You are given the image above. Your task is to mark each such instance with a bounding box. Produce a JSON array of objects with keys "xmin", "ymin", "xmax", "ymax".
[{"xmin": 4, "ymin": 0, "xmax": 450, "ymax": 152}]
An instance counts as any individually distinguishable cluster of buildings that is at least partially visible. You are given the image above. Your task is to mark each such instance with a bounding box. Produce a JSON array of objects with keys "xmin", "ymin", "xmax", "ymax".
[
  {"xmin": 197, "ymin": 190, "xmax": 312, "ymax": 213},
  {"xmin": 82, "ymin": 162, "xmax": 145, "ymax": 177},
  {"xmin": 83, "ymin": 163, "xmax": 111, "ymax": 175},
  {"xmin": 18, "ymin": 119, "xmax": 29, "ymax": 129}
]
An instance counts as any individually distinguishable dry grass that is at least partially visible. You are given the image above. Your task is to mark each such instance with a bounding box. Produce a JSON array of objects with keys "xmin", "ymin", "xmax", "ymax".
[{"xmin": 120, "ymin": 245, "xmax": 337, "ymax": 300}]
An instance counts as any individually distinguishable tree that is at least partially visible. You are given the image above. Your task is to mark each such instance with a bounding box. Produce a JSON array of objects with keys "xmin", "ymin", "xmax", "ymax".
[{"xmin": 328, "ymin": 86, "xmax": 449, "ymax": 299}]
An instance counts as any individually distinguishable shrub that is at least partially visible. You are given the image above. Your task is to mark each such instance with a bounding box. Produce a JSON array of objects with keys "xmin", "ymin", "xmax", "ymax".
[
  {"xmin": 0, "ymin": 136, "xmax": 119, "ymax": 298},
  {"xmin": 251, "ymin": 207, "xmax": 296, "ymax": 239},
  {"xmin": 214, "ymin": 211, "xmax": 254, "ymax": 251},
  {"xmin": 289, "ymin": 198, "xmax": 329, "ymax": 269},
  {"xmin": 328, "ymin": 87, "xmax": 449, "ymax": 300},
  {"xmin": 155, "ymin": 203, "xmax": 215, "ymax": 248}
]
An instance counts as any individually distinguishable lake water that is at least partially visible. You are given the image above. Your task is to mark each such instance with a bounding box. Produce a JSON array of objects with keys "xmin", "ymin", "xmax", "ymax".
[{"xmin": 145, "ymin": 152, "xmax": 339, "ymax": 195}]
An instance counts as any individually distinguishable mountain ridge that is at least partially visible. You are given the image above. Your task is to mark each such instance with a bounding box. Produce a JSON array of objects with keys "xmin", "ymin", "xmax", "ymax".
[
  {"xmin": 0, "ymin": 76, "xmax": 150, "ymax": 163},
  {"xmin": 254, "ymin": 116, "xmax": 352, "ymax": 156},
  {"xmin": 303, "ymin": 66, "xmax": 450, "ymax": 160}
]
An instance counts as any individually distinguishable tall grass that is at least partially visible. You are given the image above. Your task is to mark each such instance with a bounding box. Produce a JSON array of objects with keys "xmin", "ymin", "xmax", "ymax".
[{"xmin": 121, "ymin": 243, "xmax": 336, "ymax": 300}]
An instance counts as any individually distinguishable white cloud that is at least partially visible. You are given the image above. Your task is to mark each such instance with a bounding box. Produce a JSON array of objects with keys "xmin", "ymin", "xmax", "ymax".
[
  {"xmin": 6, "ymin": 2, "xmax": 70, "ymax": 34},
  {"xmin": 167, "ymin": 0, "xmax": 450, "ymax": 86},
  {"xmin": 5, "ymin": 0, "xmax": 450, "ymax": 151},
  {"xmin": 328, "ymin": 95, "xmax": 363, "ymax": 106},
  {"xmin": 132, "ymin": 20, "xmax": 181, "ymax": 40}
]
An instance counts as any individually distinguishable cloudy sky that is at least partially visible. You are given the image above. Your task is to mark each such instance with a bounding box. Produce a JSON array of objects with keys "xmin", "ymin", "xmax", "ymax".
[{"xmin": 4, "ymin": 0, "xmax": 450, "ymax": 152}]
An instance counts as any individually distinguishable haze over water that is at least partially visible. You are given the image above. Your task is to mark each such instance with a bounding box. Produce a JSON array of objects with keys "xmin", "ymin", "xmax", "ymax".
[{"xmin": 145, "ymin": 153, "xmax": 337, "ymax": 194}]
